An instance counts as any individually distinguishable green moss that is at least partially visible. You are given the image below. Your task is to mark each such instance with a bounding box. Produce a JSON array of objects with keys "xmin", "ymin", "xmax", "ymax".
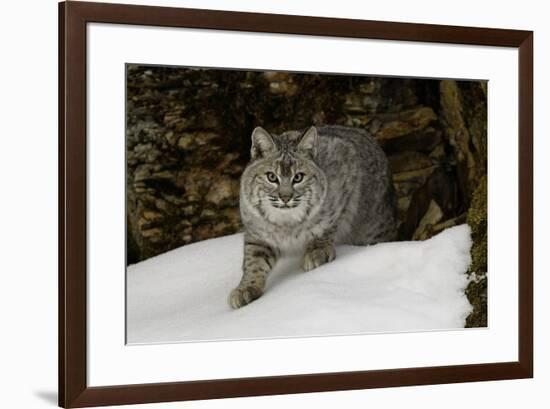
[
  {"xmin": 465, "ymin": 276, "xmax": 487, "ymax": 328},
  {"xmin": 469, "ymin": 241, "xmax": 487, "ymax": 276},
  {"xmin": 465, "ymin": 176, "xmax": 487, "ymax": 327},
  {"xmin": 467, "ymin": 175, "xmax": 487, "ymax": 274}
]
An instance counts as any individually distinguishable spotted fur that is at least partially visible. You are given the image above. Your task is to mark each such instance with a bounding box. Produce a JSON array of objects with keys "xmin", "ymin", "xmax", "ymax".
[{"xmin": 229, "ymin": 125, "xmax": 397, "ymax": 309}]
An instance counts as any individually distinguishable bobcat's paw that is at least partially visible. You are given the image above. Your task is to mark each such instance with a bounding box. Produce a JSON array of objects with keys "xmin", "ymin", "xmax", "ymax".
[
  {"xmin": 303, "ymin": 245, "xmax": 336, "ymax": 271},
  {"xmin": 229, "ymin": 286, "xmax": 263, "ymax": 309}
]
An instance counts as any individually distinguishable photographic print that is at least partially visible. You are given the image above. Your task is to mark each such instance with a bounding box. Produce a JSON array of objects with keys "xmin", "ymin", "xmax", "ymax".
[
  {"xmin": 125, "ymin": 65, "xmax": 488, "ymax": 344},
  {"xmin": 59, "ymin": 4, "xmax": 532, "ymax": 405}
]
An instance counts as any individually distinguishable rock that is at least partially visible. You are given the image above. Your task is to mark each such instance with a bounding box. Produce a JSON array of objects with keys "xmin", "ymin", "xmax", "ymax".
[
  {"xmin": 195, "ymin": 132, "xmax": 220, "ymax": 146},
  {"xmin": 439, "ymin": 80, "xmax": 487, "ymax": 202},
  {"xmin": 161, "ymin": 194, "xmax": 186, "ymax": 205},
  {"xmin": 200, "ymin": 209, "xmax": 217, "ymax": 221},
  {"xmin": 395, "ymin": 196, "xmax": 412, "ymax": 228},
  {"xmin": 398, "ymin": 167, "xmax": 458, "ymax": 240},
  {"xmin": 134, "ymin": 164, "xmax": 174, "ymax": 183},
  {"xmin": 177, "ymin": 134, "xmax": 194, "ymax": 150},
  {"xmin": 375, "ymin": 107, "xmax": 437, "ymax": 141},
  {"xmin": 141, "ymin": 227, "xmax": 162, "ymax": 239},
  {"xmin": 428, "ymin": 143, "xmax": 447, "ymax": 163},
  {"xmin": 217, "ymin": 152, "xmax": 244, "ymax": 175},
  {"xmin": 221, "ymin": 207, "xmax": 241, "ymax": 226},
  {"xmin": 192, "ymin": 224, "xmax": 213, "ymax": 242},
  {"xmin": 430, "ymin": 214, "xmax": 467, "ymax": 236},
  {"xmin": 182, "ymin": 205, "xmax": 196, "ymax": 216},
  {"xmin": 143, "ymin": 210, "xmax": 163, "ymax": 222},
  {"xmin": 163, "ymin": 110, "xmax": 186, "ymax": 127},
  {"xmin": 359, "ymin": 81, "xmax": 378, "ymax": 94},
  {"xmin": 412, "ymin": 200, "xmax": 444, "ymax": 240},
  {"xmin": 465, "ymin": 175, "xmax": 487, "ymax": 329},
  {"xmin": 151, "ymin": 170, "xmax": 174, "ymax": 180},
  {"xmin": 263, "ymin": 71, "xmax": 298, "ymax": 96},
  {"xmin": 388, "ymin": 151, "xmax": 433, "ymax": 173},
  {"xmin": 467, "ymin": 176, "xmax": 487, "ymax": 275},
  {"xmin": 344, "ymin": 94, "xmax": 368, "ymax": 113},
  {"xmin": 378, "ymin": 126, "xmax": 442, "ymax": 153},
  {"xmin": 343, "ymin": 114, "xmax": 371, "ymax": 128},
  {"xmin": 164, "ymin": 131, "xmax": 177, "ymax": 145},
  {"xmin": 393, "ymin": 166, "xmax": 437, "ymax": 198},
  {"xmin": 177, "ymin": 132, "xmax": 220, "ymax": 151},
  {"xmin": 205, "ymin": 177, "xmax": 240, "ymax": 206},
  {"xmin": 133, "ymin": 165, "xmax": 151, "ymax": 183},
  {"xmin": 393, "ymin": 166, "xmax": 437, "ymax": 183},
  {"xmin": 154, "ymin": 198, "xmax": 168, "ymax": 211}
]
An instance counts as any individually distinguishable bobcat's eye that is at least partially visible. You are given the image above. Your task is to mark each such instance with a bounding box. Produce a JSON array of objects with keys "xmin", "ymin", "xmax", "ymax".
[
  {"xmin": 266, "ymin": 171, "xmax": 279, "ymax": 183},
  {"xmin": 292, "ymin": 172, "xmax": 304, "ymax": 184}
]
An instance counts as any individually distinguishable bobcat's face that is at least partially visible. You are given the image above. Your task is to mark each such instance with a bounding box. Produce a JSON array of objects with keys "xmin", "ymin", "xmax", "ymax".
[{"xmin": 241, "ymin": 127, "xmax": 327, "ymax": 226}]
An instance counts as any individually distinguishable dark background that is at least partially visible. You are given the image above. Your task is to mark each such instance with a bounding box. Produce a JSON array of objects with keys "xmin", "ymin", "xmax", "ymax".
[{"xmin": 126, "ymin": 65, "xmax": 487, "ymax": 326}]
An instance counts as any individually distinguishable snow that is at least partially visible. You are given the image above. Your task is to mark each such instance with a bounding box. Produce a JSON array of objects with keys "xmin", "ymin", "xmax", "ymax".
[{"xmin": 127, "ymin": 225, "xmax": 473, "ymax": 344}]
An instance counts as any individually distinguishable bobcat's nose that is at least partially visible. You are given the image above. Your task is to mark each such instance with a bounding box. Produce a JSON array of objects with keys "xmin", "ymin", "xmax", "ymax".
[{"xmin": 279, "ymin": 193, "xmax": 293, "ymax": 204}]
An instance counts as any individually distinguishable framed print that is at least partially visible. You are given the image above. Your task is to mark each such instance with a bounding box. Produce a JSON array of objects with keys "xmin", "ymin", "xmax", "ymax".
[{"xmin": 59, "ymin": 1, "xmax": 533, "ymax": 407}]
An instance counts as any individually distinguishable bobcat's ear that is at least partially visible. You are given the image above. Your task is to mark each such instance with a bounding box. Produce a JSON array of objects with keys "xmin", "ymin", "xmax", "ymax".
[
  {"xmin": 251, "ymin": 127, "xmax": 276, "ymax": 160},
  {"xmin": 296, "ymin": 126, "xmax": 319, "ymax": 159}
]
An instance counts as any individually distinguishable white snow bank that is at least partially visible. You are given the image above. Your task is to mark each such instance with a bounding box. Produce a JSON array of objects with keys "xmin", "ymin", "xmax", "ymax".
[{"xmin": 127, "ymin": 225, "xmax": 473, "ymax": 344}]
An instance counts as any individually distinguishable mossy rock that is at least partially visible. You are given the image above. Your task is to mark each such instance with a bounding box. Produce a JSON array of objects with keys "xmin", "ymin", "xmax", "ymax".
[
  {"xmin": 465, "ymin": 276, "xmax": 487, "ymax": 328},
  {"xmin": 465, "ymin": 176, "xmax": 487, "ymax": 327},
  {"xmin": 467, "ymin": 175, "xmax": 487, "ymax": 274}
]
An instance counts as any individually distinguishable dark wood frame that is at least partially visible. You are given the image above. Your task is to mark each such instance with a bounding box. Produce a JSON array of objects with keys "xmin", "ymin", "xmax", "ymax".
[{"xmin": 59, "ymin": 1, "xmax": 533, "ymax": 407}]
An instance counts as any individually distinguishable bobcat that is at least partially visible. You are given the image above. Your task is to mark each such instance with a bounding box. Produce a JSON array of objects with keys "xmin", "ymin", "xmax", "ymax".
[{"xmin": 229, "ymin": 125, "xmax": 397, "ymax": 309}]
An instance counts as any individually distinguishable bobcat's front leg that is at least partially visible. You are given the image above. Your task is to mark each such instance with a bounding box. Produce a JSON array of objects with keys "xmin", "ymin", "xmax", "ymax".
[
  {"xmin": 303, "ymin": 231, "xmax": 336, "ymax": 272},
  {"xmin": 229, "ymin": 239, "xmax": 277, "ymax": 309}
]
